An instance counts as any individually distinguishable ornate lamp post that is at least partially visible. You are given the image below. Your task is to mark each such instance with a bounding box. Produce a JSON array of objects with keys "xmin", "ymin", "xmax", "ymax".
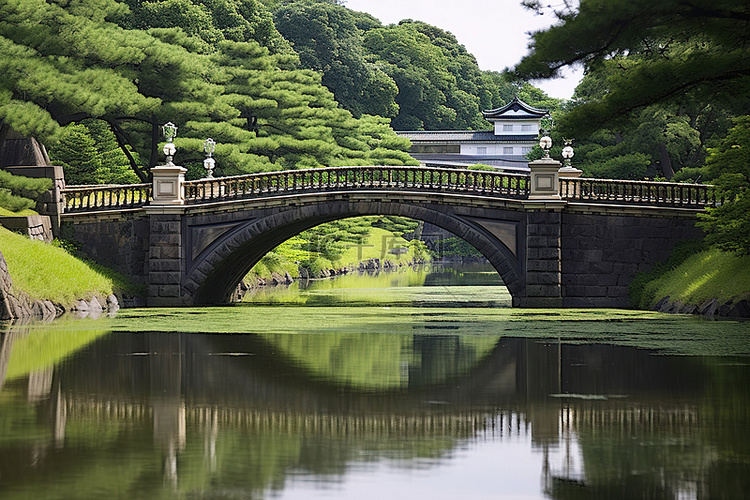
[
  {"xmin": 561, "ymin": 140, "xmax": 574, "ymax": 167},
  {"xmin": 558, "ymin": 139, "xmax": 582, "ymax": 179},
  {"xmin": 149, "ymin": 122, "xmax": 187, "ymax": 207},
  {"xmin": 203, "ymin": 138, "xmax": 216, "ymax": 179},
  {"xmin": 539, "ymin": 129, "xmax": 553, "ymax": 159},
  {"xmin": 528, "ymin": 129, "xmax": 561, "ymax": 200},
  {"xmin": 162, "ymin": 122, "xmax": 178, "ymax": 165}
]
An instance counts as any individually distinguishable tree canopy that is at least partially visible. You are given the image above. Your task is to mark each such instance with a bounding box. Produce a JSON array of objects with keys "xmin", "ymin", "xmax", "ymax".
[
  {"xmin": 270, "ymin": 1, "xmax": 562, "ymax": 131},
  {"xmin": 362, "ymin": 20, "xmax": 499, "ymax": 130},
  {"xmin": 513, "ymin": 0, "xmax": 750, "ymax": 136},
  {"xmin": 699, "ymin": 116, "xmax": 750, "ymax": 255},
  {"xmin": 273, "ymin": 1, "xmax": 399, "ymax": 118},
  {"xmin": 0, "ymin": 0, "xmax": 417, "ymax": 184}
]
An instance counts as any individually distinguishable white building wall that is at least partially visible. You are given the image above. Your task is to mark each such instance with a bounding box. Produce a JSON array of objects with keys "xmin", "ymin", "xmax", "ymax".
[
  {"xmin": 460, "ymin": 143, "xmax": 534, "ymax": 155},
  {"xmin": 493, "ymin": 120, "xmax": 540, "ymax": 136}
]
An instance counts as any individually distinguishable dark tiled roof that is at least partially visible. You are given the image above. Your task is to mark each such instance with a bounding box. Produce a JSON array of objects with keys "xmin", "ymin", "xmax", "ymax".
[
  {"xmin": 482, "ymin": 97, "xmax": 549, "ymax": 120},
  {"xmin": 397, "ymin": 130, "xmax": 537, "ymax": 143}
]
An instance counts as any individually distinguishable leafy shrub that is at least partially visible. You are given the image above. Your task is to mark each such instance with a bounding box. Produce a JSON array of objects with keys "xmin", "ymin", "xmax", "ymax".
[
  {"xmin": 0, "ymin": 170, "xmax": 52, "ymax": 202},
  {"xmin": 0, "ymin": 189, "xmax": 35, "ymax": 212}
]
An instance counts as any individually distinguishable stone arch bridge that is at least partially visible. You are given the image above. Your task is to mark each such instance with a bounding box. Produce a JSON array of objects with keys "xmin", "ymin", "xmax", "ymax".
[{"xmin": 58, "ymin": 164, "xmax": 713, "ymax": 308}]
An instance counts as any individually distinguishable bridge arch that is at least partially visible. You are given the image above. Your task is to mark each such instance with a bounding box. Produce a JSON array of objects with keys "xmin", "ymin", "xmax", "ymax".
[{"xmin": 184, "ymin": 198, "xmax": 525, "ymax": 305}]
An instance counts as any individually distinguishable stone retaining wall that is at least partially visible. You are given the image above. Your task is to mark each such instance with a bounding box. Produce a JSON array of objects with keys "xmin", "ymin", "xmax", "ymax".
[
  {"xmin": 0, "ymin": 215, "xmax": 53, "ymax": 243},
  {"xmin": 561, "ymin": 212, "xmax": 704, "ymax": 308},
  {"xmin": 61, "ymin": 212, "xmax": 150, "ymax": 285}
]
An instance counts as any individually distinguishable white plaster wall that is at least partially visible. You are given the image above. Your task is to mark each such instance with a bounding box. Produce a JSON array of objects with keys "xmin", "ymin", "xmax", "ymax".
[
  {"xmin": 460, "ymin": 143, "xmax": 534, "ymax": 155},
  {"xmin": 493, "ymin": 120, "xmax": 540, "ymax": 136}
]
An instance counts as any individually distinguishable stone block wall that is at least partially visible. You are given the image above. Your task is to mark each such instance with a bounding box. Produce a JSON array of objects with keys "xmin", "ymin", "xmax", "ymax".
[
  {"xmin": 148, "ymin": 214, "xmax": 184, "ymax": 306},
  {"xmin": 560, "ymin": 212, "xmax": 703, "ymax": 308},
  {"xmin": 61, "ymin": 214, "xmax": 150, "ymax": 284},
  {"xmin": 523, "ymin": 211, "xmax": 562, "ymax": 307},
  {"xmin": 0, "ymin": 215, "xmax": 53, "ymax": 243}
]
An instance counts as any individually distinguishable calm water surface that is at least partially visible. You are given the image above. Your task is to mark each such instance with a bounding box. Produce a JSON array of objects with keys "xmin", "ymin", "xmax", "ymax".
[{"xmin": 1, "ymin": 265, "xmax": 750, "ymax": 499}]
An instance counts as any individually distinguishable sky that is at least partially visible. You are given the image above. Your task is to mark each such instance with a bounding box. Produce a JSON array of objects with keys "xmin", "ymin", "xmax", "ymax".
[{"xmin": 343, "ymin": 0, "xmax": 582, "ymax": 100}]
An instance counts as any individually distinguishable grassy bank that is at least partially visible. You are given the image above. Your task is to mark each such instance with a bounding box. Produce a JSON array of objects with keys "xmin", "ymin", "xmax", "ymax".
[
  {"xmin": 0, "ymin": 227, "xmax": 142, "ymax": 306},
  {"xmin": 630, "ymin": 243, "xmax": 750, "ymax": 309},
  {"xmin": 0, "ymin": 207, "xmax": 37, "ymax": 217}
]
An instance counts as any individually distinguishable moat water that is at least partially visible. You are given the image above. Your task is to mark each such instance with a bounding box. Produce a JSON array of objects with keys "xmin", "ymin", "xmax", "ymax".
[{"xmin": 1, "ymin": 264, "xmax": 749, "ymax": 499}]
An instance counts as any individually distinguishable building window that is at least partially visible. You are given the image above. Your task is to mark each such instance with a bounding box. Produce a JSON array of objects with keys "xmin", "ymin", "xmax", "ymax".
[
  {"xmin": 477, "ymin": 147, "xmax": 487, "ymax": 154},
  {"xmin": 521, "ymin": 124, "xmax": 533, "ymax": 131},
  {"xmin": 503, "ymin": 124, "xmax": 513, "ymax": 132},
  {"xmin": 503, "ymin": 147, "xmax": 514, "ymax": 155},
  {"xmin": 522, "ymin": 147, "xmax": 532, "ymax": 154}
]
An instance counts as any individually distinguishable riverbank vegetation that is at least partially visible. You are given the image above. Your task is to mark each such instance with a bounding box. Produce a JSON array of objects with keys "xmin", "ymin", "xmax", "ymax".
[
  {"xmin": 0, "ymin": 227, "xmax": 140, "ymax": 306},
  {"xmin": 245, "ymin": 217, "xmax": 431, "ymax": 285},
  {"xmin": 629, "ymin": 243, "xmax": 750, "ymax": 310}
]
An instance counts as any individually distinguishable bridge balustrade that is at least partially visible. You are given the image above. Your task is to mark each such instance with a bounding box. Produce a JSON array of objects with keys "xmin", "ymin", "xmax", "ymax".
[
  {"xmin": 182, "ymin": 166, "xmax": 529, "ymax": 204},
  {"xmin": 560, "ymin": 178, "xmax": 717, "ymax": 208},
  {"xmin": 59, "ymin": 166, "xmax": 719, "ymax": 213},
  {"xmin": 61, "ymin": 183, "xmax": 152, "ymax": 213}
]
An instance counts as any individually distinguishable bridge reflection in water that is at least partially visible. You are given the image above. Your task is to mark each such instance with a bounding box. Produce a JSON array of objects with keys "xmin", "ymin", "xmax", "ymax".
[{"xmin": 2, "ymin": 328, "xmax": 747, "ymax": 498}]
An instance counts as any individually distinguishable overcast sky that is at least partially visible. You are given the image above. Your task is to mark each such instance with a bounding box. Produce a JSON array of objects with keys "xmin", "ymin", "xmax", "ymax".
[{"xmin": 343, "ymin": 0, "xmax": 582, "ymax": 100}]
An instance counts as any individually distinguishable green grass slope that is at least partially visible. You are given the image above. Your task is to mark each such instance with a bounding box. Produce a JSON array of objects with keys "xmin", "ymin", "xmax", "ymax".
[
  {"xmin": 0, "ymin": 227, "xmax": 141, "ymax": 305},
  {"xmin": 631, "ymin": 246, "xmax": 750, "ymax": 308}
]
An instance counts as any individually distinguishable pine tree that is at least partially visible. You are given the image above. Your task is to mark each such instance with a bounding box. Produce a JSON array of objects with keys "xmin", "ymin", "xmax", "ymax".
[
  {"xmin": 49, "ymin": 125, "xmax": 102, "ymax": 185},
  {"xmin": 513, "ymin": 0, "xmax": 750, "ymax": 135}
]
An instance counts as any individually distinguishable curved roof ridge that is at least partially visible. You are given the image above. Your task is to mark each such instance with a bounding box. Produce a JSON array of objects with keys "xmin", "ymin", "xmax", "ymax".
[{"xmin": 482, "ymin": 96, "xmax": 549, "ymax": 119}]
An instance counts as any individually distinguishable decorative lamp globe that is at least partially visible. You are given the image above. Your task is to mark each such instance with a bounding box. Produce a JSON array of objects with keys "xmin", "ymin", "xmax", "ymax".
[
  {"xmin": 203, "ymin": 138, "xmax": 217, "ymax": 179},
  {"xmin": 539, "ymin": 133, "xmax": 553, "ymax": 158},
  {"xmin": 162, "ymin": 122, "xmax": 177, "ymax": 141},
  {"xmin": 162, "ymin": 122, "xmax": 178, "ymax": 164}
]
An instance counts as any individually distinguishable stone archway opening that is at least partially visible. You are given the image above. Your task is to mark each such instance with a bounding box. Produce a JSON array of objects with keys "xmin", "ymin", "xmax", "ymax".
[
  {"xmin": 186, "ymin": 201, "xmax": 525, "ymax": 306},
  {"xmin": 235, "ymin": 216, "xmax": 512, "ymax": 306}
]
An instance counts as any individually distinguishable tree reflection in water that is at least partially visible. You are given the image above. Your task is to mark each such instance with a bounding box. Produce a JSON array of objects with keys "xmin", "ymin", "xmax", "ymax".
[{"xmin": 1, "ymin": 326, "xmax": 749, "ymax": 499}]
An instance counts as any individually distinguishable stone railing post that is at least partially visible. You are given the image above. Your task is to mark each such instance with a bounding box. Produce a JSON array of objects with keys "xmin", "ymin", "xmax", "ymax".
[
  {"xmin": 145, "ymin": 164, "xmax": 187, "ymax": 307},
  {"xmin": 528, "ymin": 158, "xmax": 562, "ymax": 200},
  {"xmin": 151, "ymin": 164, "xmax": 187, "ymax": 206}
]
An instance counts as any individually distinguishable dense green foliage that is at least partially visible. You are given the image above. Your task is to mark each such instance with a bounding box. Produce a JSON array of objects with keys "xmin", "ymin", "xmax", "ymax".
[
  {"xmin": 1, "ymin": 0, "xmax": 416, "ymax": 185},
  {"xmin": 363, "ymin": 20, "xmax": 491, "ymax": 130},
  {"xmin": 369, "ymin": 215, "xmax": 420, "ymax": 236},
  {"xmin": 271, "ymin": 1, "xmax": 561, "ymax": 130},
  {"xmin": 514, "ymin": 0, "xmax": 750, "ymax": 255},
  {"xmin": 437, "ymin": 237, "xmax": 484, "ymax": 259},
  {"xmin": 273, "ymin": 1, "xmax": 398, "ymax": 118},
  {"xmin": 0, "ymin": 170, "xmax": 52, "ymax": 213},
  {"xmin": 553, "ymin": 58, "xmax": 739, "ymax": 180},
  {"xmin": 514, "ymin": 0, "xmax": 750, "ymax": 136},
  {"xmin": 512, "ymin": 0, "xmax": 749, "ymax": 181},
  {"xmin": 117, "ymin": 0, "xmax": 293, "ymax": 55},
  {"xmin": 698, "ymin": 116, "xmax": 750, "ymax": 254}
]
